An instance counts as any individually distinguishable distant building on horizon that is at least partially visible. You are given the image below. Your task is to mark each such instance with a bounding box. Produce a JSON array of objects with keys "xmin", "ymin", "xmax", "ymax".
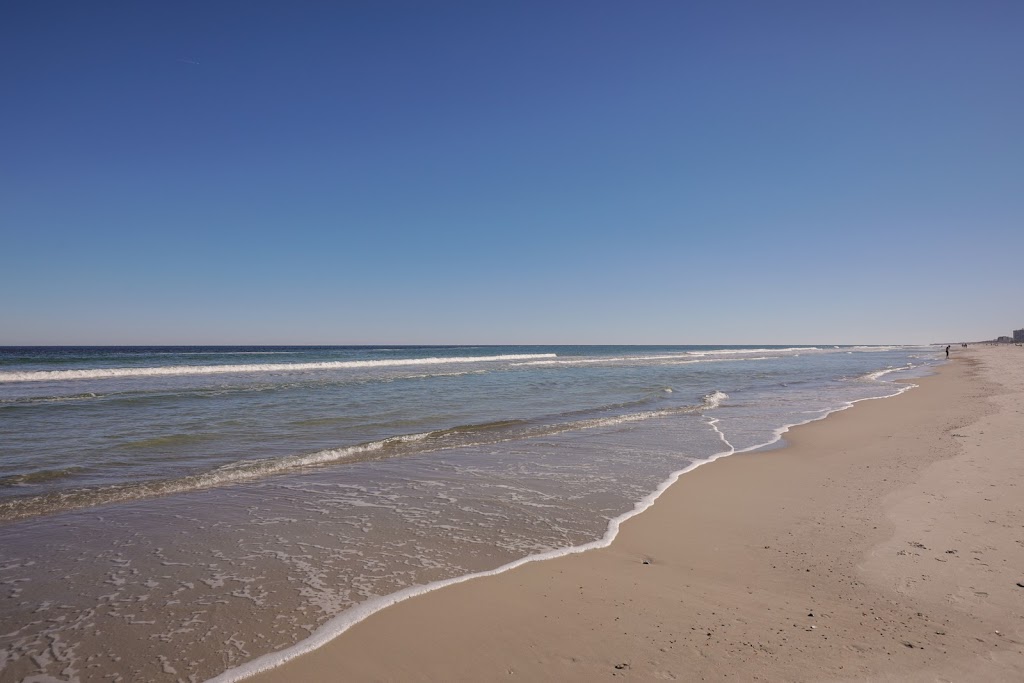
[
  {"xmin": 1014, "ymin": 328, "xmax": 1024, "ymax": 343},
  {"xmin": 997, "ymin": 336, "xmax": 1013, "ymax": 343}
]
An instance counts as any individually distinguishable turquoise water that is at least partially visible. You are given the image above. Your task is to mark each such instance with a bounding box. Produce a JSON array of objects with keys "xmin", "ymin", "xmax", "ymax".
[{"xmin": 0, "ymin": 345, "xmax": 940, "ymax": 681}]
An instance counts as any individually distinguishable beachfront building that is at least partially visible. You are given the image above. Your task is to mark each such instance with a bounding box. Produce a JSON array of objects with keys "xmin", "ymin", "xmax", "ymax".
[
  {"xmin": 997, "ymin": 336, "xmax": 1013, "ymax": 343},
  {"xmin": 1014, "ymin": 329, "xmax": 1024, "ymax": 342}
]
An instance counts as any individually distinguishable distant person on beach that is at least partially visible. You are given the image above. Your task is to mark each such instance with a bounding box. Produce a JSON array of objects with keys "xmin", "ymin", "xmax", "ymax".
[{"xmin": 946, "ymin": 345, "xmax": 950, "ymax": 358}]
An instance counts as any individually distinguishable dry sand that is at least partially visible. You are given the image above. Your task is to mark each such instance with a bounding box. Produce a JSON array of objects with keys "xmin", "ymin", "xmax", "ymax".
[{"xmin": 252, "ymin": 346, "xmax": 1024, "ymax": 682}]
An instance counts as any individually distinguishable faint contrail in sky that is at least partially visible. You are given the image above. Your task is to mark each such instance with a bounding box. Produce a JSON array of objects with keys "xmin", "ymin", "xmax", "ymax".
[{"xmin": 176, "ymin": 58, "xmax": 201, "ymax": 66}]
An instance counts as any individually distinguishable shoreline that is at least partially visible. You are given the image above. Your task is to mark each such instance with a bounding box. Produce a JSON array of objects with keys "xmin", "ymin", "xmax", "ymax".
[
  {"xmin": 243, "ymin": 350, "xmax": 1019, "ymax": 679},
  {"xmin": 213, "ymin": 380, "xmax": 915, "ymax": 682},
  {"xmin": 241, "ymin": 347, "xmax": 1024, "ymax": 681},
  {"xmin": 0, "ymin": 346, "xmax": 946, "ymax": 683}
]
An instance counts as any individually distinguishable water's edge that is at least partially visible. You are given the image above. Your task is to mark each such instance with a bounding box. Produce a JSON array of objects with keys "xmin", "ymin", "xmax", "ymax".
[{"xmin": 208, "ymin": 376, "xmax": 925, "ymax": 683}]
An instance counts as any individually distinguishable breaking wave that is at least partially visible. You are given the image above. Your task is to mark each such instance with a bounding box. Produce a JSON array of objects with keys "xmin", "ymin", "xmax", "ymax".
[
  {"xmin": 0, "ymin": 354, "xmax": 558, "ymax": 383},
  {"xmin": 859, "ymin": 364, "xmax": 914, "ymax": 381},
  {"xmin": 0, "ymin": 394, "xmax": 728, "ymax": 522},
  {"xmin": 702, "ymin": 390, "xmax": 729, "ymax": 408},
  {"xmin": 686, "ymin": 347, "xmax": 820, "ymax": 357}
]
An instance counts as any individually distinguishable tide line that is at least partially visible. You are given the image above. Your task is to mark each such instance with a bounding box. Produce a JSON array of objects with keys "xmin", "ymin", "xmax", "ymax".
[{"xmin": 206, "ymin": 380, "xmax": 919, "ymax": 683}]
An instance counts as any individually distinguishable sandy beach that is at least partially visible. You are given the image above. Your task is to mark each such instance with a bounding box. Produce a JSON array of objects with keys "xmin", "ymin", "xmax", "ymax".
[
  {"xmin": 247, "ymin": 345, "xmax": 1024, "ymax": 682},
  {"xmin": 6, "ymin": 4, "xmax": 1021, "ymax": 682}
]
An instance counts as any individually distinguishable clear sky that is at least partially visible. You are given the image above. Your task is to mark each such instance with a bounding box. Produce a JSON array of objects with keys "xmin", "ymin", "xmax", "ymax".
[{"xmin": 2, "ymin": 1, "xmax": 1021, "ymax": 345}]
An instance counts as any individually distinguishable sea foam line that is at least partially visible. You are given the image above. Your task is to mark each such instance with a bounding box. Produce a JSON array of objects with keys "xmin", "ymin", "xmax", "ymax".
[
  {"xmin": 686, "ymin": 346, "xmax": 820, "ymax": 356},
  {"xmin": 0, "ymin": 396, "xmax": 725, "ymax": 522},
  {"xmin": 207, "ymin": 376, "xmax": 923, "ymax": 683},
  {"xmin": 0, "ymin": 354, "xmax": 557, "ymax": 383},
  {"xmin": 0, "ymin": 434, "xmax": 433, "ymax": 521},
  {"xmin": 859, "ymin": 364, "xmax": 913, "ymax": 381},
  {"xmin": 512, "ymin": 353, "xmax": 695, "ymax": 366},
  {"xmin": 513, "ymin": 355, "xmax": 770, "ymax": 367},
  {"xmin": 199, "ymin": 387, "xmax": 868, "ymax": 680}
]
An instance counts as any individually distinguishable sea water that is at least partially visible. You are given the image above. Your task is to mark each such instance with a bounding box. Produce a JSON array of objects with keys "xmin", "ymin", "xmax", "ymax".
[{"xmin": 0, "ymin": 345, "xmax": 940, "ymax": 681}]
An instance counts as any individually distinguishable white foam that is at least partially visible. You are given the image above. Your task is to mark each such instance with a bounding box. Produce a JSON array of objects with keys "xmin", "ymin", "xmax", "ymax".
[
  {"xmin": 0, "ymin": 433, "xmax": 439, "ymax": 522},
  {"xmin": 846, "ymin": 345, "xmax": 932, "ymax": 353},
  {"xmin": 512, "ymin": 353, "xmax": 690, "ymax": 366},
  {"xmin": 702, "ymin": 390, "xmax": 729, "ymax": 409},
  {"xmin": 217, "ymin": 432, "xmax": 433, "ymax": 474},
  {"xmin": 5, "ymin": 399, "xmax": 734, "ymax": 522},
  {"xmin": 552, "ymin": 409, "xmax": 680, "ymax": 432},
  {"xmin": 861, "ymin": 364, "xmax": 912, "ymax": 381},
  {"xmin": 538, "ymin": 393, "xmax": 729, "ymax": 436},
  {"xmin": 514, "ymin": 355, "xmax": 770, "ymax": 368},
  {"xmin": 686, "ymin": 347, "xmax": 820, "ymax": 357},
  {"xmin": 0, "ymin": 354, "xmax": 558, "ymax": 383},
  {"xmin": 705, "ymin": 416, "xmax": 734, "ymax": 452},
  {"xmin": 207, "ymin": 381, "xmax": 915, "ymax": 683}
]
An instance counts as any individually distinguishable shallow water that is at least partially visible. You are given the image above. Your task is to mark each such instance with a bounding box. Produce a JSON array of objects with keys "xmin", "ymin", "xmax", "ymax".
[{"xmin": 0, "ymin": 345, "xmax": 940, "ymax": 681}]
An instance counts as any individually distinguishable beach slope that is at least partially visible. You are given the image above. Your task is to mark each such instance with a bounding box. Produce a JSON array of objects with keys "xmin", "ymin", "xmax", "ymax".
[{"xmin": 251, "ymin": 347, "xmax": 1024, "ymax": 682}]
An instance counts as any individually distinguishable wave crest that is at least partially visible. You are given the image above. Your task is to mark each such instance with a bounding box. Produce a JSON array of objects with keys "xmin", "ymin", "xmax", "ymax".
[
  {"xmin": 0, "ymin": 354, "xmax": 558, "ymax": 383},
  {"xmin": 0, "ymin": 399, "xmax": 717, "ymax": 521},
  {"xmin": 702, "ymin": 391, "xmax": 729, "ymax": 409}
]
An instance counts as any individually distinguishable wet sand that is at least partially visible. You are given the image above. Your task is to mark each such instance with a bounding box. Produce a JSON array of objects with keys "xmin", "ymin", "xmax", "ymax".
[{"xmin": 249, "ymin": 346, "xmax": 1024, "ymax": 682}]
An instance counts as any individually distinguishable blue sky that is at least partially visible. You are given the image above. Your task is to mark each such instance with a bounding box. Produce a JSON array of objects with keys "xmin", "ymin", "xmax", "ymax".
[{"xmin": 2, "ymin": 1, "xmax": 1021, "ymax": 344}]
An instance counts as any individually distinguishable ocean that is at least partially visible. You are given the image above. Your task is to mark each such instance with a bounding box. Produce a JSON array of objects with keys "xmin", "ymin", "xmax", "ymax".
[{"xmin": 0, "ymin": 345, "xmax": 940, "ymax": 681}]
